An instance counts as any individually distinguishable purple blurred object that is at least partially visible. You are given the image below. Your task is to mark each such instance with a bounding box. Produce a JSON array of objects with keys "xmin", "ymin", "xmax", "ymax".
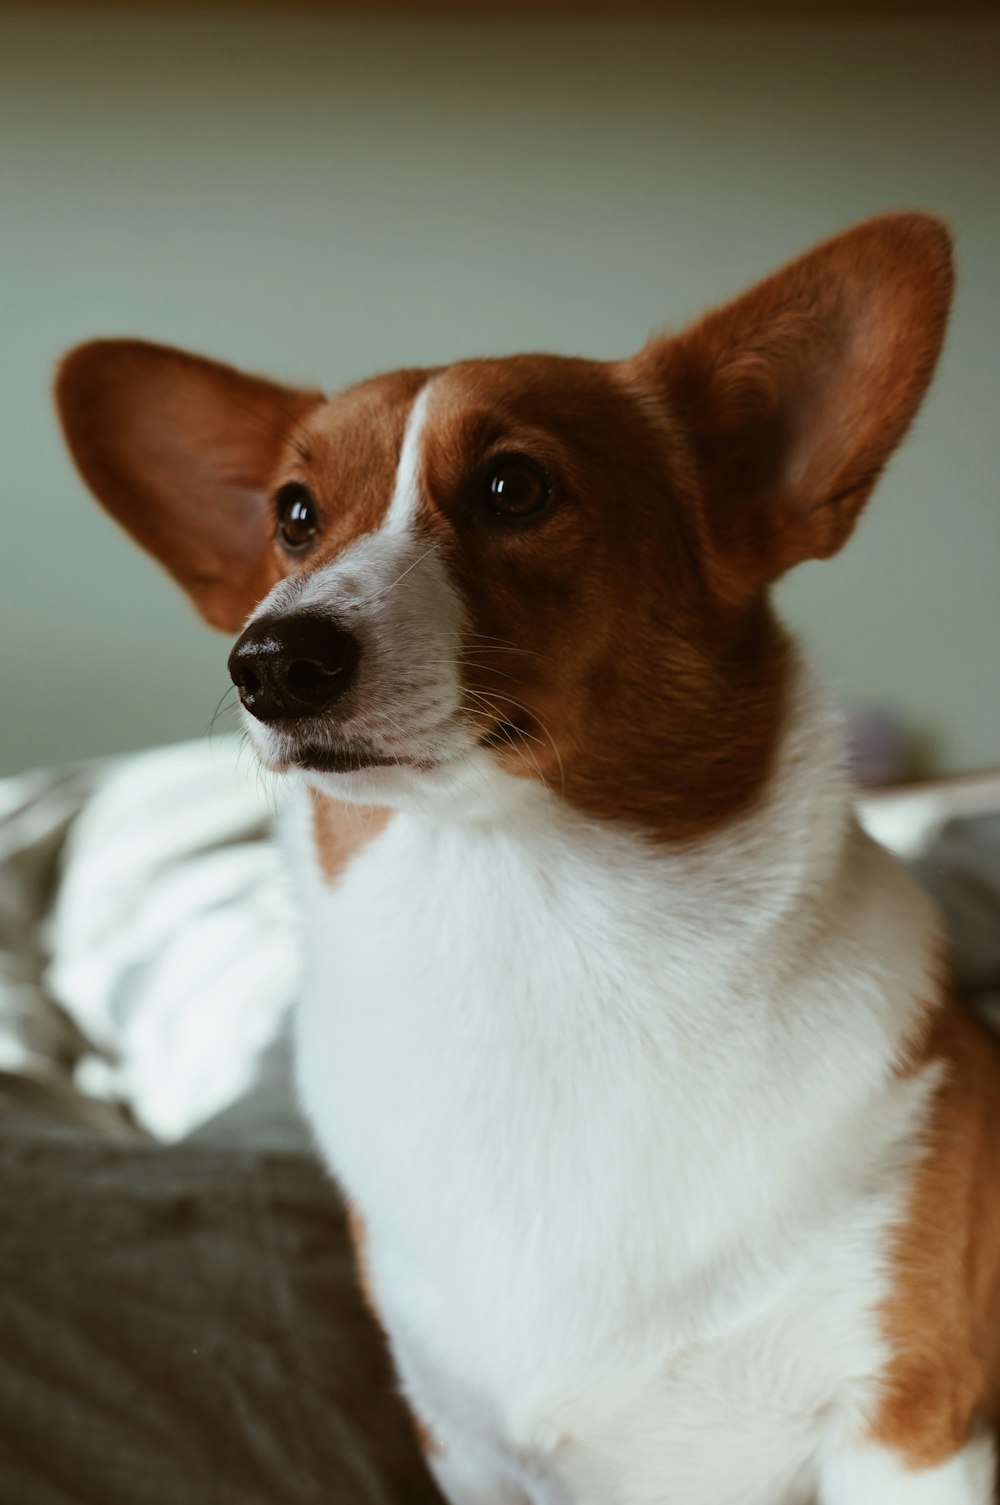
[{"xmin": 847, "ymin": 704, "xmax": 909, "ymax": 787}]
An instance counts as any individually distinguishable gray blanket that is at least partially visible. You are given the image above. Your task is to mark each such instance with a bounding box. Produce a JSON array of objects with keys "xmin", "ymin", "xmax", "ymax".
[{"xmin": 0, "ymin": 1119, "xmax": 441, "ymax": 1505}]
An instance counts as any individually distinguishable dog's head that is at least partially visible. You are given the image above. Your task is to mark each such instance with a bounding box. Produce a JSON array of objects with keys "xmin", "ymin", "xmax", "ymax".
[{"xmin": 56, "ymin": 213, "xmax": 952, "ymax": 836}]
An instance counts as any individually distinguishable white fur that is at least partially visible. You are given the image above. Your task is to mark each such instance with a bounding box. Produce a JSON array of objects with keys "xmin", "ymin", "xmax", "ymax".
[
  {"xmin": 243, "ymin": 389, "xmax": 986, "ymax": 1503},
  {"xmin": 284, "ymin": 668, "xmax": 972, "ymax": 1505},
  {"xmin": 382, "ymin": 383, "xmax": 433, "ymax": 534},
  {"xmin": 818, "ymin": 1433, "xmax": 997, "ymax": 1504}
]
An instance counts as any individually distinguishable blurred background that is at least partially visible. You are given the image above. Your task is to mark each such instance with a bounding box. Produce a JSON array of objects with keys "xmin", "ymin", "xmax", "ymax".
[{"xmin": 2, "ymin": 1, "xmax": 997, "ymax": 779}]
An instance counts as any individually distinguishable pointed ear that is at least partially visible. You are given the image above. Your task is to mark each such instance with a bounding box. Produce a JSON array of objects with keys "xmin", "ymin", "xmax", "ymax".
[
  {"xmin": 633, "ymin": 212, "xmax": 954, "ymax": 600},
  {"xmin": 55, "ymin": 339, "xmax": 323, "ymax": 631}
]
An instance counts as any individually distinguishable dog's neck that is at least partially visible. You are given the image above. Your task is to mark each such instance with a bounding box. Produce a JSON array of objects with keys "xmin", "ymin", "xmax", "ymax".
[
  {"xmin": 294, "ymin": 651, "xmax": 944, "ymax": 1349},
  {"xmin": 299, "ymin": 651, "xmax": 942, "ymax": 1044}
]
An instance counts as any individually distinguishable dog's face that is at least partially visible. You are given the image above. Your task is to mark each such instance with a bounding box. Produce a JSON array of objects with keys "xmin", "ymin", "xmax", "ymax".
[
  {"xmin": 57, "ymin": 213, "xmax": 952, "ymax": 837},
  {"xmin": 218, "ymin": 354, "xmax": 718, "ymax": 820}
]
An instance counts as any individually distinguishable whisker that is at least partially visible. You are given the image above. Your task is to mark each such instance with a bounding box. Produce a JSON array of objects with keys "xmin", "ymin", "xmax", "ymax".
[
  {"xmin": 364, "ymin": 709, "xmax": 438, "ymax": 821},
  {"xmin": 461, "ymin": 635, "xmax": 556, "ymax": 667},
  {"xmin": 459, "ymin": 686, "xmax": 560, "ymax": 796},
  {"xmin": 461, "ymin": 644, "xmax": 542, "ymax": 657},
  {"xmin": 226, "ymin": 392, "xmax": 316, "ymax": 467},
  {"xmin": 457, "ymin": 660, "xmax": 519, "ymax": 684},
  {"xmin": 463, "ymin": 695, "xmax": 552, "ymax": 794},
  {"xmin": 463, "ymin": 685, "xmax": 566, "ymax": 799},
  {"xmin": 205, "ymin": 684, "xmax": 240, "ymax": 744},
  {"xmin": 461, "ymin": 687, "xmax": 547, "ymax": 750},
  {"xmin": 364, "ymin": 542, "xmax": 441, "ymax": 605}
]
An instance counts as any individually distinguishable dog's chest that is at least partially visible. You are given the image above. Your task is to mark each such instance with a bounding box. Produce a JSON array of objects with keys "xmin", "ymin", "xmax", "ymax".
[
  {"xmin": 293, "ymin": 802, "xmax": 828, "ymax": 1271},
  {"xmin": 289, "ymin": 795, "xmax": 937, "ymax": 1504}
]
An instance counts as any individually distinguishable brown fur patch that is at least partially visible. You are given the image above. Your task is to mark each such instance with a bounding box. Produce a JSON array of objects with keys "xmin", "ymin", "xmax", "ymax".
[
  {"xmin": 412, "ymin": 1416, "xmax": 442, "ymax": 1460},
  {"xmin": 872, "ymin": 998, "xmax": 1000, "ymax": 1467},
  {"xmin": 309, "ymin": 789, "xmax": 392, "ymax": 886},
  {"xmin": 421, "ymin": 355, "xmax": 791, "ymax": 843},
  {"xmin": 55, "ymin": 340, "xmax": 323, "ymax": 631},
  {"xmin": 346, "ymin": 1206, "xmax": 442, "ymax": 1460},
  {"xmin": 345, "ymin": 1205, "xmax": 380, "ymax": 1320},
  {"xmin": 639, "ymin": 212, "xmax": 954, "ymax": 599}
]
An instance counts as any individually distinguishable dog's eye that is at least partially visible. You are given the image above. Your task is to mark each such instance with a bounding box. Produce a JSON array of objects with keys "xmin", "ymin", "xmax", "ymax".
[
  {"xmin": 485, "ymin": 458, "xmax": 550, "ymax": 520},
  {"xmin": 275, "ymin": 483, "xmax": 320, "ymax": 550}
]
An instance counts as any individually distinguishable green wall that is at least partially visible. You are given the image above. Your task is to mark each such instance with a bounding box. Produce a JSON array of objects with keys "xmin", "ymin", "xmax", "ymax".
[{"xmin": 2, "ymin": 10, "xmax": 997, "ymax": 774}]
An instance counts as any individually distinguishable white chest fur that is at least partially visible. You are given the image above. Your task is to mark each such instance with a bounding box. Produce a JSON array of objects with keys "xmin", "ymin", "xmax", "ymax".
[{"xmin": 290, "ymin": 684, "xmax": 943, "ymax": 1505}]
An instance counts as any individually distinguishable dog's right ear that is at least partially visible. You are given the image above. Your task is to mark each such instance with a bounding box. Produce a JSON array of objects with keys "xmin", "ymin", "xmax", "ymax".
[
  {"xmin": 631, "ymin": 212, "xmax": 953, "ymax": 604},
  {"xmin": 55, "ymin": 339, "xmax": 323, "ymax": 631}
]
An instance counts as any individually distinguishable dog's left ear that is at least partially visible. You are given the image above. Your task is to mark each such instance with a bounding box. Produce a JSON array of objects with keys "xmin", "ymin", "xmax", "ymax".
[
  {"xmin": 56, "ymin": 339, "xmax": 323, "ymax": 631},
  {"xmin": 633, "ymin": 212, "xmax": 954, "ymax": 601}
]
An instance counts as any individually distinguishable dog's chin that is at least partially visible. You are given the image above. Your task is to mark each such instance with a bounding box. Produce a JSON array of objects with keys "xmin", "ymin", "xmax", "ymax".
[{"xmin": 245, "ymin": 719, "xmax": 535, "ymax": 819}]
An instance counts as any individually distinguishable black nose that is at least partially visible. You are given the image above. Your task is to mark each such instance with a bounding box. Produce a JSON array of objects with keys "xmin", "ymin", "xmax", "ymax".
[{"xmin": 227, "ymin": 614, "xmax": 360, "ymax": 723}]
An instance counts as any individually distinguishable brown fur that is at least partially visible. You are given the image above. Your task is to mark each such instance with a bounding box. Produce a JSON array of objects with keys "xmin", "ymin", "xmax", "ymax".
[
  {"xmin": 420, "ymin": 355, "xmax": 793, "ymax": 841},
  {"xmin": 412, "ymin": 1415, "xmax": 443, "ymax": 1461},
  {"xmin": 345, "ymin": 1205, "xmax": 380, "ymax": 1319},
  {"xmin": 873, "ymin": 998, "xmax": 1000, "ymax": 1465},
  {"xmin": 641, "ymin": 212, "xmax": 954, "ymax": 600},
  {"xmin": 346, "ymin": 1205, "xmax": 441, "ymax": 1460},
  {"xmin": 309, "ymin": 789, "xmax": 392, "ymax": 886},
  {"xmin": 55, "ymin": 341, "xmax": 323, "ymax": 630}
]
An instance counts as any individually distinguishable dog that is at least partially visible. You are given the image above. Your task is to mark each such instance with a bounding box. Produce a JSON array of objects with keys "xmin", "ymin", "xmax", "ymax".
[{"xmin": 56, "ymin": 212, "xmax": 1000, "ymax": 1504}]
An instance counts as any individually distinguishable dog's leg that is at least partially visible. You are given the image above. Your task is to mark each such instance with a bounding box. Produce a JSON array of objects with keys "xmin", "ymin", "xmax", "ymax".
[{"xmin": 817, "ymin": 1433, "xmax": 996, "ymax": 1504}]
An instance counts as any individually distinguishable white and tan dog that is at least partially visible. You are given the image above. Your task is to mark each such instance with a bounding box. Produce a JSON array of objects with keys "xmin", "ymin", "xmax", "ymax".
[{"xmin": 57, "ymin": 213, "xmax": 1000, "ymax": 1505}]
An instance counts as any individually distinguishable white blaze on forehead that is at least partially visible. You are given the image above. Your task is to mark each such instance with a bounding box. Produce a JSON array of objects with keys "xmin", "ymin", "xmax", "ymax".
[
  {"xmin": 279, "ymin": 379, "xmax": 436, "ymax": 616},
  {"xmin": 281, "ymin": 370, "xmax": 458, "ymax": 705},
  {"xmin": 383, "ymin": 382, "xmax": 434, "ymax": 536}
]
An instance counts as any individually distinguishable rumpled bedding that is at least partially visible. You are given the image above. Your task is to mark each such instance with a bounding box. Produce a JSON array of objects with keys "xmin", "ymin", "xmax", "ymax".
[
  {"xmin": 0, "ymin": 737, "xmax": 300, "ymax": 1144},
  {"xmin": 0, "ymin": 761, "xmax": 141, "ymax": 1139},
  {"xmin": 0, "ymin": 1121, "xmax": 441, "ymax": 1505}
]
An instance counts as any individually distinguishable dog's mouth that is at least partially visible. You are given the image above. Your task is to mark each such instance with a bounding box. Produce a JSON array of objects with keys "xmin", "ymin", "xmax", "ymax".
[
  {"xmin": 292, "ymin": 741, "xmax": 413, "ymax": 775},
  {"xmin": 253, "ymin": 722, "xmax": 419, "ymax": 775},
  {"xmin": 287, "ymin": 740, "xmax": 418, "ymax": 776},
  {"xmin": 258, "ymin": 711, "xmax": 538, "ymax": 778}
]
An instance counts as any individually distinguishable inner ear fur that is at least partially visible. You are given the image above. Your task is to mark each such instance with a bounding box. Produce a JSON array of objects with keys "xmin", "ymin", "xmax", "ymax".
[
  {"xmin": 55, "ymin": 339, "xmax": 323, "ymax": 631},
  {"xmin": 633, "ymin": 212, "xmax": 954, "ymax": 601}
]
